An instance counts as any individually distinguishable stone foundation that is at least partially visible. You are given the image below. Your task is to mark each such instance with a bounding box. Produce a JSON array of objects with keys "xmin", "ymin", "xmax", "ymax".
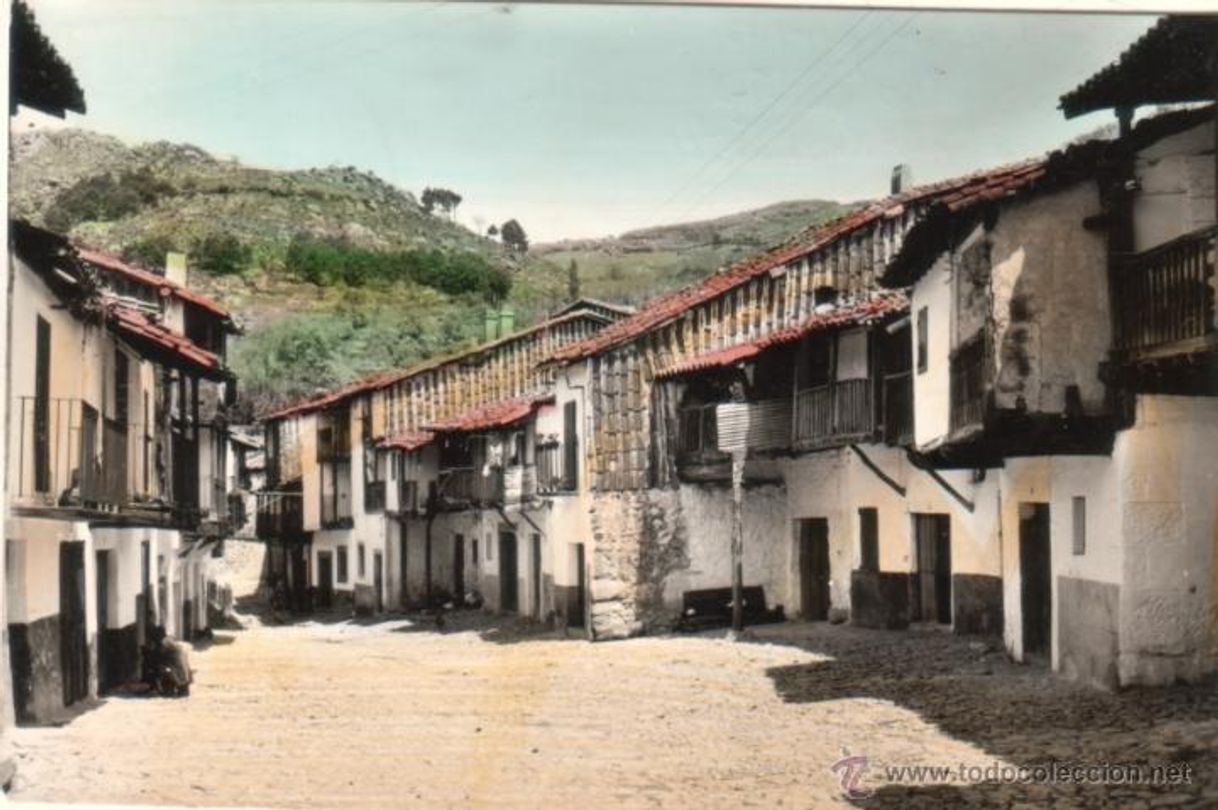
[
  {"xmin": 850, "ymin": 570, "xmax": 911, "ymax": 630},
  {"xmin": 952, "ymin": 573, "xmax": 1004, "ymax": 636},
  {"xmin": 8, "ymin": 614, "xmax": 64, "ymax": 725}
]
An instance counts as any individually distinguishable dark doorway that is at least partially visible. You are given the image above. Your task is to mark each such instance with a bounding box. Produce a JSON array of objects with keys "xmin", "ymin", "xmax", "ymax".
[
  {"xmin": 95, "ymin": 550, "xmax": 112, "ymax": 692},
  {"xmin": 499, "ymin": 530, "xmax": 518, "ymax": 613},
  {"xmin": 316, "ymin": 552, "xmax": 334, "ymax": 609},
  {"xmin": 797, "ymin": 518, "xmax": 830, "ymax": 620},
  {"xmin": 571, "ymin": 542, "xmax": 587, "ymax": 629},
  {"xmin": 373, "ymin": 551, "xmax": 384, "ymax": 613},
  {"xmin": 289, "ymin": 545, "xmax": 309, "ymax": 612},
  {"xmin": 913, "ymin": 514, "xmax": 952, "ymax": 624},
  {"xmin": 59, "ymin": 541, "xmax": 89, "ymax": 707},
  {"xmin": 453, "ymin": 534, "xmax": 465, "ymax": 602},
  {"xmin": 530, "ymin": 533, "xmax": 542, "ymax": 619},
  {"xmin": 399, "ymin": 523, "xmax": 410, "ymax": 608},
  {"xmin": 1020, "ymin": 503, "xmax": 1052, "ymax": 659},
  {"xmin": 34, "ymin": 316, "xmax": 51, "ymax": 493}
]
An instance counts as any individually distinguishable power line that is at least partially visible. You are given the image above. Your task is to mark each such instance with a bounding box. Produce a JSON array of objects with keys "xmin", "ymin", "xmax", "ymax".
[
  {"xmin": 654, "ymin": 9, "xmax": 874, "ymax": 217},
  {"xmin": 673, "ymin": 12, "xmax": 917, "ymax": 223}
]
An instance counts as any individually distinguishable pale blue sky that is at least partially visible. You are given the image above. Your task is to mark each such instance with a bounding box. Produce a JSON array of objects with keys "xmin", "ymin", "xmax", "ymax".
[{"xmin": 25, "ymin": 2, "xmax": 1155, "ymax": 241}]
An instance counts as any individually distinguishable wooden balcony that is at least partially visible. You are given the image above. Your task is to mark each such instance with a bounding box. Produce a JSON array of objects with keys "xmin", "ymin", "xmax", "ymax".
[
  {"xmin": 255, "ymin": 491, "xmax": 304, "ymax": 540},
  {"xmin": 950, "ymin": 332, "xmax": 989, "ymax": 435},
  {"xmin": 793, "ymin": 379, "xmax": 874, "ymax": 450},
  {"xmin": 12, "ymin": 397, "xmax": 128, "ymax": 511},
  {"xmin": 317, "ymin": 414, "xmax": 352, "ymax": 463},
  {"xmin": 438, "ymin": 466, "xmax": 504, "ymax": 509},
  {"xmin": 536, "ymin": 441, "xmax": 577, "ymax": 494},
  {"xmin": 1112, "ymin": 225, "xmax": 1216, "ymax": 360}
]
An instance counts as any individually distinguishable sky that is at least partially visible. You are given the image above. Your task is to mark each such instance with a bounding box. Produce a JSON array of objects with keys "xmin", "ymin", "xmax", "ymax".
[{"xmin": 22, "ymin": 1, "xmax": 1158, "ymax": 242}]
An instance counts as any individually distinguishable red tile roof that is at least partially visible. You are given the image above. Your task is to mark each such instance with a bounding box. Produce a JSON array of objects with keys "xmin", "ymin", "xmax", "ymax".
[
  {"xmin": 377, "ymin": 430, "xmax": 435, "ymax": 452},
  {"xmin": 426, "ymin": 394, "xmax": 554, "ymax": 434},
  {"xmin": 655, "ymin": 291, "xmax": 909, "ymax": 380},
  {"xmin": 78, "ymin": 246, "xmax": 231, "ymax": 320},
  {"xmin": 264, "ymin": 308, "xmax": 611, "ymax": 421},
  {"xmin": 266, "ymin": 368, "xmax": 405, "ymax": 421},
  {"xmin": 106, "ymin": 302, "xmax": 223, "ymax": 376},
  {"xmin": 549, "ymin": 160, "xmax": 1048, "ymax": 365}
]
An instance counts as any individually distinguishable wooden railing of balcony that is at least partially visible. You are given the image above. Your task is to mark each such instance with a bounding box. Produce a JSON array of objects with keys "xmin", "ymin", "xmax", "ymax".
[
  {"xmin": 678, "ymin": 404, "xmax": 722, "ymax": 455},
  {"xmin": 439, "ymin": 466, "xmax": 503, "ymax": 506},
  {"xmin": 793, "ymin": 378, "xmax": 874, "ymax": 448},
  {"xmin": 950, "ymin": 331, "xmax": 989, "ymax": 434},
  {"xmin": 1112, "ymin": 225, "xmax": 1216, "ymax": 357},
  {"xmin": 883, "ymin": 371, "xmax": 914, "ymax": 446},
  {"xmin": 536, "ymin": 441, "xmax": 576, "ymax": 493},
  {"xmin": 255, "ymin": 491, "xmax": 304, "ymax": 540}
]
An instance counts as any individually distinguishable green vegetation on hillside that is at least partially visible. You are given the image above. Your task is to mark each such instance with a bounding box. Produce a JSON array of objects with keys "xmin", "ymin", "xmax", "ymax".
[{"xmin": 12, "ymin": 128, "xmax": 852, "ymax": 416}]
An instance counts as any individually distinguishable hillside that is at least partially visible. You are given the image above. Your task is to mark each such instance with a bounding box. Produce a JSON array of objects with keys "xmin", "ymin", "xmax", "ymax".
[
  {"xmin": 534, "ymin": 199, "xmax": 856, "ymax": 305},
  {"xmin": 10, "ymin": 127, "xmax": 852, "ymax": 416}
]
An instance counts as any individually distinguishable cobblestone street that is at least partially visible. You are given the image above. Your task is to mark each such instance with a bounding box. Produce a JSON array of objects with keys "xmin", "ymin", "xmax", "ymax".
[{"xmin": 7, "ymin": 612, "xmax": 1217, "ymax": 809}]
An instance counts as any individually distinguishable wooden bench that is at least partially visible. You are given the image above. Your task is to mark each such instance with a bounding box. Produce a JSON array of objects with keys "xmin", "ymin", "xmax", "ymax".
[{"xmin": 677, "ymin": 586, "xmax": 785, "ymax": 631}]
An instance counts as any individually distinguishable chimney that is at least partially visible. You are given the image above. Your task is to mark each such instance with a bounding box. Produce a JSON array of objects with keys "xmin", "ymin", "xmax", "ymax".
[
  {"xmin": 165, "ymin": 252, "xmax": 188, "ymax": 287},
  {"xmin": 891, "ymin": 164, "xmax": 912, "ymax": 195}
]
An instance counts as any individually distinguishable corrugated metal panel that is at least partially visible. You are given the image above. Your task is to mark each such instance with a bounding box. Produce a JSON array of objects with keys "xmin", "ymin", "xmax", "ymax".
[
  {"xmin": 716, "ymin": 399, "xmax": 792, "ymax": 453},
  {"xmin": 716, "ymin": 403, "xmax": 751, "ymax": 453}
]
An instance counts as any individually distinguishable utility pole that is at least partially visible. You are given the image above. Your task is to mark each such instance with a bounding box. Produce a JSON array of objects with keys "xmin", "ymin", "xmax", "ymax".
[{"xmin": 730, "ymin": 450, "xmax": 745, "ymax": 634}]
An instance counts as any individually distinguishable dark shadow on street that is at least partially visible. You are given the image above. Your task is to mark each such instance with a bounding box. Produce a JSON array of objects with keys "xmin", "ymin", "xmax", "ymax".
[{"xmin": 755, "ymin": 622, "xmax": 1217, "ymax": 808}]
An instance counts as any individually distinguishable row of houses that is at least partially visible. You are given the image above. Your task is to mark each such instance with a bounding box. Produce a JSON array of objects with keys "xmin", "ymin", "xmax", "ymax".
[
  {"xmin": 257, "ymin": 16, "xmax": 1217, "ymax": 689},
  {"xmin": 2, "ymin": 222, "xmax": 244, "ymax": 723}
]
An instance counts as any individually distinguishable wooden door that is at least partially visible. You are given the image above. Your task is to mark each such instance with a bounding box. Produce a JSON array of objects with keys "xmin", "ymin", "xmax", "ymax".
[
  {"xmin": 317, "ymin": 552, "xmax": 334, "ymax": 609},
  {"xmin": 913, "ymin": 514, "xmax": 952, "ymax": 624},
  {"xmin": 373, "ymin": 552, "xmax": 384, "ymax": 613},
  {"xmin": 399, "ymin": 523, "xmax": 410, "ymax": 608},
  {"xmin": 34, "ymin": 316, "xmax": 51, "ymax": 493},
  {"xmin": 60, "ymin": 541, "xmax": 89, "ymax": 707},
  {"xmin": 499, "ymin": 531, "xmax": 518, "ymax": 613},
  {"xmin": 531, "ymin": 533, "xmax": 542, "ymax": 619},
  {"xmin": 453, "ymin": 534, "xmax": 465, "ymax": 602},
  {"xmin": 798, "ymin": 518, "xmax": 830, "ymax": 620},
  {"xmin": 572, "ymin": 543, "xmax": 587, "ymax": 629},
  {"xmin": 1020, "ymin": 503, "xmax": 1052, "ymax": 658},
  {"xmin": 95, "ymin": 550, "xmax": 112, "ymax": 692}
]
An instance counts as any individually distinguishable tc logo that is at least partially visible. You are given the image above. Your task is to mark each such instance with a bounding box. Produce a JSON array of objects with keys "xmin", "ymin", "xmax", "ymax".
[{"xmin": 831, "ymin": 754, "xmax": 874, "ymax": 800}]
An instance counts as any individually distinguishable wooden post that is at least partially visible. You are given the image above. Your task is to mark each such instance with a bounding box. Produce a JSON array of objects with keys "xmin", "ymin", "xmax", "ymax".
[{"xmin": 730, "ymin": 449, "xmax": 745, "ymax": 634}]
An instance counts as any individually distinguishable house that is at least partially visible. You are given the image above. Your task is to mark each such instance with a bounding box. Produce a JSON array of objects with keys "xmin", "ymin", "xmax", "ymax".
[
  {"xmin": 5, "ymin": 222, "xmax": 241, "ymax": 723},
  {"xmin": 256, "ymin": 303, "xmax": 626, "ymax": 622}
]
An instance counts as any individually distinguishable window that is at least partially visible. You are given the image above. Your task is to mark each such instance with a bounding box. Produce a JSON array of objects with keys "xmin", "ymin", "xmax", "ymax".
[
  {"xmin": 859, "ymin": 508, "xmax": 879, "ymax": 572},
  {"xmin": 337, "ymin": 546, "xmax": 349, "ymax": 583},
  {"xmin": 1072, "ymin": 496, "xmax": 1086, "ymax": 555},
  {"xmin": 486, "ymin": 533, "xmax": 494, "ymax": 561},
  {"xmin": 916, "ymin": 307, "xmax": 928, "ymax": 374},
  {"xmin": 357, "ymin": 543, "xmax": 366, "ymax": 578},
  {"xmin": 472, "ymin": 538, "xmax": 479, "ymax": 570}
]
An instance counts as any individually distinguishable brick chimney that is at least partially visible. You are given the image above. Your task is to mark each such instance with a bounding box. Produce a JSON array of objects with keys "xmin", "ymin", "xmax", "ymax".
[{"xmin": 891, "ymin": 164, "xmax": 912, "ymax": 195}]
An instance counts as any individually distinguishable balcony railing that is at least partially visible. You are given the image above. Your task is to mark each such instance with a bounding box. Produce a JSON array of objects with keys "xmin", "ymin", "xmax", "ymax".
[
  {"xmin": 439, "ymin": 466, "xmax": 503, "ymax": 507},
  {"xmin": 320, "ymin": 489, "xmax": 353, "ymax": 528},
  {"xmin": 950, "ymin": 331, "xmax": 989, "ymax": 434},
  {"xmin": 1112, "ymin": 226, "xmax": 1216, "ymax": 357},
  {"xmin": 12, "ymin": 397, "xmax": 129, "ymax": 509},
  {"xmin": 255, "ymin": 491, "xmax": 304, "ymax": 540},
  {"xmin": 536, "ymin": 441, "xmax": 577, "ymax": 494},
  {"xmin": 364, "ymin": 480, "xmax": 386, "ymax": 512},
  {"xmin": 883, "ymin": 371, "xmax": 914, "ymax": 446},
  {"xmin": 398, "ymin": 479, "xmax": 421, "ymax": 515},
  {"xmin": 793, "ymin": 378, "xmax": 874, "ymax": 449},
  {"xmin": 317, "ymin": 421, "xmax": 352, "ymax": 463}
]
